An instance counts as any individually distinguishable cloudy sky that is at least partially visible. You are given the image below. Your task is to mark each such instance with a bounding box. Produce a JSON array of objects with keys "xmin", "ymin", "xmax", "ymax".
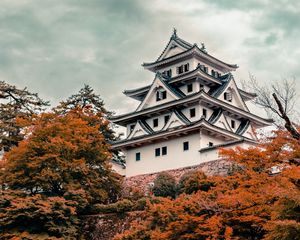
[{"xmin": 0, "ymin": 0, "xmax": 299, "ymax": 116}]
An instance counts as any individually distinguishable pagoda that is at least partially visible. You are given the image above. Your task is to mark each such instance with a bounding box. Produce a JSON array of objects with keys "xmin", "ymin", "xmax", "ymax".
[{"xmin": 110, "ymin": 29, "xmax": 272, "ymax": 177}]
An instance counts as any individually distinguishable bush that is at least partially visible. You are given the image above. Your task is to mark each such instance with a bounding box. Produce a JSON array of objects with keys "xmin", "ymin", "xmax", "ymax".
[
  {"xmin": 133, "ymin": 197, "xmax": 148, "ymax": 211},
  {"xmin": 92, "ymin": 199, "xmax": 134, "ymax": 214},
  {"xmin": 178, "ymin": 171, "xmax": 215, "ymax": 194},
  {"xmin": 152, "ymin": 172, "xmax": 177, "ymax": 198}
]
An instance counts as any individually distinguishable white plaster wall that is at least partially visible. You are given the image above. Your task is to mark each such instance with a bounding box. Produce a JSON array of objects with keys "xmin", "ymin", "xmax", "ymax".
[
  {"xmin": 110, "ymin": 162, "xmax": 126, "ymax": 176},
  {"xmin": 159, "ymin": 59, "xmax": 196, "ymax": 78},
  {"xmin": 200, "ymin": 133, "xmax": 225, "ymax": 149},
  {"xmin": 225, "ymin": 115, "xmax": 241, "ymax": 132},
  {"xmin": 145, "ymin": 114, "xmax": 170, "ymax": 132},
  {"xmin": 144, "ymin": 90, "xmax": 176, "ymax": 109},
  {"xmin": 125, "ymin": 133, "xmax": 201, "ymax": 176}
]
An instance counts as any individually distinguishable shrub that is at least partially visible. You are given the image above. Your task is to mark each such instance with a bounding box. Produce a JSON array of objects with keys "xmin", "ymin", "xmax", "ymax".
[
  {"xmin": 133, "ymin": 197, "xmax": 148, "ymax": 211},
  {"xmin": 152, "ymin": 172, "xmax": 177, "ymax": 198},
  {"xmin": 92, "ymin": 199, "xmax": 134, "ymax": 214},
  {"xmin": 178, "ymin": 171, "xmax": 215, "ymax": 194}
]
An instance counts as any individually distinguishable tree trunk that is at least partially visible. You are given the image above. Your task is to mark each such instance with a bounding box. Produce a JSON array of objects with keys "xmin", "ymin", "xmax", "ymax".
[{"xmin": 272, "ymin": 93, "xmax": 300, "ymax": 140}]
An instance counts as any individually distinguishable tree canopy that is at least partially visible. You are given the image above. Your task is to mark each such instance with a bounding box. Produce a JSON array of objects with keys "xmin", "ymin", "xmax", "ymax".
[
  {"xmin": 0, "ymin": 81, "xmax": 49, "ymax": 152},
  {"xmin": 116, "ymin": 128, "xmax": 300, "ymax": 240}
]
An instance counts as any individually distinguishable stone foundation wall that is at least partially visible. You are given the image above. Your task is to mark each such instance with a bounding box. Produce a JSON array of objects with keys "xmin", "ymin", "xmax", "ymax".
[
  {"xmin": 82, "ymin": 212, "xmax": 142, "ymax": 240},
  {"xmin": 124, "ymin": 159, "xmax": 232, "ymax": 193}
]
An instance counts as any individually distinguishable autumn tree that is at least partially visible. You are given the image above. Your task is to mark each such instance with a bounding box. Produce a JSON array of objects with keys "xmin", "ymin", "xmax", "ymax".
[
  {"xmin": 116, "ymin": 129, "xmax": 300, "ymax": 240},
  {"xmin": 0, "ymin": 190, "xmax": 79, "ymax": 239},
  {"xmin": 0, "ymin": 81, "xmax": 49, "ymax": 152},
  {"xmin": 54, "ymin": 84, "xmax": 124, "ymax": 164},
  {"xmin": 1, "ymin": 108, "xmax": 122, "ymax": 207}
]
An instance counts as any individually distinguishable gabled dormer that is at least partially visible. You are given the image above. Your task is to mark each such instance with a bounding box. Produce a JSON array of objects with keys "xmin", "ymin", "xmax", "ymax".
[
  {"xmin": 162, "ymin": 109, "xmax": 190, "ymax": 131},
  {"xmin": 136, "ymin": 73, "xmax": 185, "ymax": 111},
  {"xmin": 210, "ymin": 74, "xmax": 249, "ymax": 112},
  {"xmin": 127, "ymin": 120, "xmax": 153, "ymax": 139}
]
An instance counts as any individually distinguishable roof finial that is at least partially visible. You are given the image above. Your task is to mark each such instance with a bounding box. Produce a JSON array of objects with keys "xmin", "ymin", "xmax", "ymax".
[
  {"xmin": 200, "ymin": 42, "xmax": 207, "ymax": 53},
  {"xmin": 171, "ymin": 27, "xmax": 177, "ymax": 39}
]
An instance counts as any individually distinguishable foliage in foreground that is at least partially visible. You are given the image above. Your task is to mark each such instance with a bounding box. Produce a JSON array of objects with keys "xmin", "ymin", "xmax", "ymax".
[
  {"xmin": 0, "ymin": 107, "xmax": 122, "ymax": 239},
  {"xmin": 0, "ymin": 190, "xmax": 79, "ymax": 239},
  {"xmin": 115, "ymin": 129, "xmax": 300, "ymax": 240}
]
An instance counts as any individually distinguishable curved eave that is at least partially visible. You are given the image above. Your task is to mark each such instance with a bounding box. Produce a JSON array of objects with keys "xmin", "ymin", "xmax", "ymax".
[
  {"xmin": 143, "ymin": 45, "xmax": 238, "ymax": 72},
  {"xmin": 123, "ymin": 67, "xmax": 223, "ymax": 101},
  {"xmin": 109, "ymin": 90, "xmax": 273, "ymax": 127},
  {"xmin": 199, "ymin": 138, "xmax": 257, "ymax": 153},
  {"xmin": 112, "ymin": 119, "xmax": 244, "ymax": 149},
  {"xmin": 239, "ymin": 89, "xmax": 257, "ymax": 101}
]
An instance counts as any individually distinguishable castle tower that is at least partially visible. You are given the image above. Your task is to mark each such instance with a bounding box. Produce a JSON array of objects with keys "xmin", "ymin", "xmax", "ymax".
[{"xmin": 110, "ymin": 30, "xmax": 272, "ymax": 177}]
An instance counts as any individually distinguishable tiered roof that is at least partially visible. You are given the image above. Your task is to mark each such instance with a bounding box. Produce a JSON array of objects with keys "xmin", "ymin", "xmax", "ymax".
[
  {"xmin": 142, "ymin": 29, "xmax": 238, "ymax": 73},
  {"xmin": 110, "ymin": 30, "xmax": 273, "ymax": 149}
]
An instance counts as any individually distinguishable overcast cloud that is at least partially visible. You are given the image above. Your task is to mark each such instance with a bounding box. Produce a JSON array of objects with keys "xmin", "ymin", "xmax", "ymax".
[{"xmin": 0, "ymin": 0, "xmax": 299, "ymax": 116}]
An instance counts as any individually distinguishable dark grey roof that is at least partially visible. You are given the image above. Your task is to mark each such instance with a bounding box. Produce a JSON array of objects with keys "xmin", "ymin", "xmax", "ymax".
[
  {"xmin": 235, "ymin": 119, "xmax": 250, "ymax": 135},
  {"xmin": 199, "ymin": 139, "xmax": 255, "ymax": 153},
  {"xmin": 208, "ymin": 108, "xmax": 223, "ymax": 124}
]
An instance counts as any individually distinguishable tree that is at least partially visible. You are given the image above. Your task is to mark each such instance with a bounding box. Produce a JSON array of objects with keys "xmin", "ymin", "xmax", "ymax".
[
  {"xmin": 0, "ymin": 81, "xmax": 49, "ymax": 152},
  {"xmin": 1, "ymin": 108, "xmax": 122, "ymax": 207},
  {"xmin": 54, "ymin": 84, "xmax": 124, "ymax": 164},
  {"xmin": 243, "ymin": 76, "xmax": 300, "ymax": 140},
  {"xmin": 152, "ymin": 172, "xmax": 177, "ymax": 198},
  {"xmin": 116, "ymin": 129, "xmax": 300, "ymax": 240},
  {"xmin": 0, "ymin": 190, "xmax": 79, "ymax": 239}
]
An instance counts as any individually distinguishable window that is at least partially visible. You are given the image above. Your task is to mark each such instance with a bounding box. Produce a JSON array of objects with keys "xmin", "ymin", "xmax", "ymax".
[
  {"xmin": 200, "ymin": 84, "xmax": 204, "ymax": 89},
  {"xmin": 153, "ymin": 118, "xmax": 158, "ymax": 128},
  {"xmin": 209, "ymin": 142, "xmax": 214, "ymax": 147},
  {"xmin": 187, "ymin": 83, "xmax": 193, "ymax": 93},
  {"xmin": 135, "ymin": 152, "xmax": 141, "ymax": 161},
  {"xmin": 156, "ymin": 89, "xmax": 167, "ymax": 101},
  {"xmin": 211, "ymin": 69, "xmax": 215, "ymax": 76},
  {"xmin": 190, "ymin": 108, "xmax": 196, "ymax": 118},
  {"xmin": 204, "ymin": 66, "xmax": 208, "ymax": 73},
  {"xmin": 129, "ymin": 124, "xmax": 135, "ymax": 132},
  {"xmin": 162, "ymin": 69, "xmax": 172, "ymax": 78},
  {"xmin": 177, "ymin": 65, "xmax": 184, "ymax": 74},
  {"xmin": 164, "ymin": 115, "xmax": 170, "ymax": 124},
  {"xmin": 183, "ymin": 141, "xmax": 189, "ymax": 151},
  {"xmin": 155, "ymin": 148, "xmax": 160, "ymax": 157},
  {"xmin": 202, "ymin": 108, "xmax": 207, "ymax": 118},
  {"xmin": 162, "ymin": 146, "xmax": 167, "ymax": 156},
  {"xmin": 177, "ymin": 63, "xmax": 189, "ymax": 74},
  {"xmin": 224, "ymin": 92, "xmax": 232, "ymax": 102},
  {"xmin": 231, "ymin": 120, "xmax": 235, "ymax": 129},
  {"xmin": 184, "ymin": 63, "xmax": 189, "ymax": 72}
]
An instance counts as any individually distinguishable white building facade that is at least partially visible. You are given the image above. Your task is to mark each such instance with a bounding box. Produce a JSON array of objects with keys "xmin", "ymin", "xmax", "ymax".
[{"xmin": 110, "ymin": 30, "xmax": 272, "ymax": 177}]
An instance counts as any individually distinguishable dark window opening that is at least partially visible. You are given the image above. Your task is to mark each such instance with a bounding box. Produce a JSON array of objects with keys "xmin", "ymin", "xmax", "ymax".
[
  {"xmin": 177, "ymin": 65, "xmax": 184, "ymax": 74},
  {"xmin": 202, "ymin": 108, "xmax": 207, "ymax": 118},
  {"xmin": 204, "ymin": 66, "xmax": 208, "ymax": 73},
  {"xmin": 136, "ymin": 152, "xmax": 141, "ymax": 161},
  {"xmin": 155, "ymin": 148, "xmax": 160, "ymax": 157},
  {"xmin": 190, "ymin": 108, "xmax": 196, "ymax": 118},
  {"xmin": 183, "ymin": 141, "xmax": 189, "ymax": 151},
  {"xmin": 200, "ymin": 84, "xmax": 204, "ymax": 89},
  {"xmin": 209, "ymin": 142, "xmax": 214, "ymax": 147},
  {"xmin": 184, "ymin": 63, "xmax": 189, "ymax": 72},
  {"xmin": 224, "ymin": 92, "xmax": 232, "ymax": 102},
  {"xmin": 156, "ymin": 90, "xmax": 167, "ymax": 101},
  {"xmin": 187, "ymin": 83, "xmax": 193, "ymax": 93},
  {"xmin": 153, "ymin": 118, "xmax": 158, "ymax": 127},
  {"xmin": 231, "ymin": 120, "xmax": 235, "ymax": 129},
  {"xmin": 164, "ymin": 115, "xmax": 170, "ymax": 124},
  {"xmin": 162, "ymin": 146, "xmax": 167, "ymax": 156},
  {"xmin": 129, "ymin": 124, "xmax": 135, "ymax": 132}
]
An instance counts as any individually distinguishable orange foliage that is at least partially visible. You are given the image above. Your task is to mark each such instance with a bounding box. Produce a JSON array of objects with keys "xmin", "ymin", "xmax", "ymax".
[{"xmin": 116, "ymin": 129, "xmax": 300, "ymax": 240}]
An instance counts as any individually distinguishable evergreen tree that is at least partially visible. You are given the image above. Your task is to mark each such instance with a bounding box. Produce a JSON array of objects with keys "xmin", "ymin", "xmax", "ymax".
[
  {"xmin": 54, "ymin": 84, "xmax": 124, "ymax": 164},
  {"xmin": 0, "ymin": 81, "xmax": 49, "ymax": 152}
]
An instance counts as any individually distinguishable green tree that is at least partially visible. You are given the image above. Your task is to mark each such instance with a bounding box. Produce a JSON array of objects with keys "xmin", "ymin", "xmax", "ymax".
[
  {"xmin": 0, "ymin": 81, "xmax": 49, "ymax": 152},
  {"xmin": 54, "ymin": 84, "xmax": 124, "ymax": 165},
  {"xmin": 152, "ymin": 172, "xmax": 177, "ymax": 198}
]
